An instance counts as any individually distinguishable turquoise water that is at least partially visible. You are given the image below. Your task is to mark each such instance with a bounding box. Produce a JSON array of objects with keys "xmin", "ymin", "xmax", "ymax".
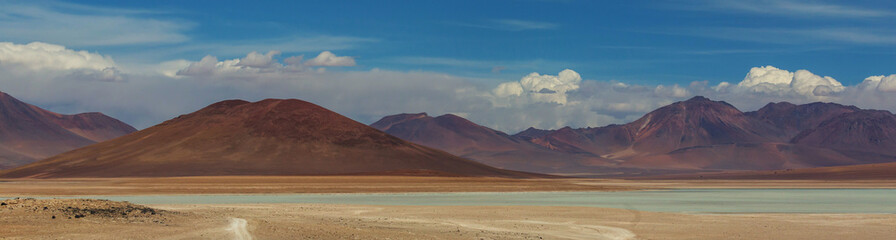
[{"xmin": 7, "ymin": 189, "xmax": 896, "ymax": 213}]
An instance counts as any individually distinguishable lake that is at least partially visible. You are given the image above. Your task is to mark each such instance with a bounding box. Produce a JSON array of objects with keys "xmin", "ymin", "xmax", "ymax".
[{"xmin": 8, "ymin": 189, "xmax": 896, "ymax": 214}]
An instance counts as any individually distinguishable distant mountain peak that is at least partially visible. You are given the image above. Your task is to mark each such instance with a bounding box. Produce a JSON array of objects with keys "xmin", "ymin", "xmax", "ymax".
[
  {"xmin": 685, "ymin": 95, "xmax": 711, "ymax": 102},
  {"xmin": 369, "ymin": 112, "xmax": 430, "ymax": 131},
  {"xmin": 0, "ymin": 91, "xmax": 136, "ymax": 169}
]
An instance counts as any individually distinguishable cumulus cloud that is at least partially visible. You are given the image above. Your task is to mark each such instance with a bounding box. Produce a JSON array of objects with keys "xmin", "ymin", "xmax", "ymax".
[
  {"xmin": 719, "ymin": 65, "xmax": 845, "ymax": 98},
  {"xmin": 236, "ymin": 51, "xmax": 281, "ymax": 68},
  {"xmin": 0, "ymin": 41, "xmax": 125, "ymax": 82},
  {"xmin": 493, "ymin": 69, "xmax": 582, "ymax": 105},
  {"xmin": 860, "ymin": 75, "xmax": 896, "ymax": 92},
  {"xmin": 0, "ymin": 42, "xmax": 116, "ymax": 71},
  {"xmin": 304, "ymin": 51, "xmax": 356, "ymax": 67},
  {"xmin": 176, "ymin": 51, "xmax": 357, "ymax": 78}
]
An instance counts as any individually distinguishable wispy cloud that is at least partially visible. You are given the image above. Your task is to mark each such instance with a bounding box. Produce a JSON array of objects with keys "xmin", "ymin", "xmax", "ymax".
[
  {"xmin": 0, "ymin": 2, "xmax": 192, "ymax": 47},
  {"xmin": 452, "ymin": 19, "xmax": 558, "ymax": 31},
  {"xmin": 681, "ymin": 27, "xmax": 896, "ymax": 45},
  {"xmin": 679, "ymin": 0, "xmax": 893, "ymax": 18},
  {"xmin": 386, "ymin": 56, "xmax": 574, "ymax": 74}
]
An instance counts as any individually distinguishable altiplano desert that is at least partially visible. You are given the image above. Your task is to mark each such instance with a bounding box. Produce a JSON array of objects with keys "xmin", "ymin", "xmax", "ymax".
[
  {"xmin": 4, "ymin": 177, "xmax": 896, "ymax": 239},
  {"xmin": 3, "ymin": 1, "xmax": 896, "ymax": 239}
]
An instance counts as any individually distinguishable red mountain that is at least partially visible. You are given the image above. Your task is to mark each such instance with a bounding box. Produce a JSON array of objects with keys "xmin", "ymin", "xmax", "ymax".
[
  {"xmin": 532, "ymin": 96, "xmax": 784, "ymax": 157},
  {"xmin": 0, "ymin": 99, "xmax": 535, "ymax": 178},
  {"xmin": 0, "ymin": 91, "xmax": 135, "ymax": 169},
  {"xmin": 792, "ymin": 110, "xmax": 896, "ymax": 159},
  {"xmin": 512, "ymin": 127, "xmax": 555, "ymax": 141},
  {"xmin": 371, "ymin": 113, "xmax": 610, "ymax": 174},
  {"xmin": 746, "ymin": 102, "xmax": 859, "ymax": 138}
]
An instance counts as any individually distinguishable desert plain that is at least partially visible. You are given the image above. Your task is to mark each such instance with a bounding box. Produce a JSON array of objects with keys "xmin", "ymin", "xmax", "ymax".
[{"xmin": 3, "ymin": 176, "xmax": 896, "ymax": 240}]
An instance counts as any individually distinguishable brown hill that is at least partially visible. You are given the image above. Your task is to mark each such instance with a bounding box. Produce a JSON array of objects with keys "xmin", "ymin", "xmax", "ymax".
[
  {"xmin": 0, "ymin": 99, "xmax": 534, "ymax": 178},
  {"xmin": 371, "ymin": 113, "xmax": 610, "ymax": 174},
  {"xmin": 0, "ymin": 91, "xmax": 135, "ymax": 169},
  {"xmin": 746, "ymin": 102, "xmax": 859, "ymax": 138}
]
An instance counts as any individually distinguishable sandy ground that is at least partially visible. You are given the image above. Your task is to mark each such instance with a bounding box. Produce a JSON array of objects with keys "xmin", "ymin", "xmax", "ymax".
[
  {"xmin": 3, "ymin": 177, "xmax": 895, "ymax": 239},
  {"xmin": 2, "ymin": 176, "xmax": 895, "ymax": 196},
  {"xmin": 0, "ymin": 176, "xmax": 634, "ymax": 196},
  {"xmin": 3, "ymin": 202, "xmax": 895, "ymax": 240}
]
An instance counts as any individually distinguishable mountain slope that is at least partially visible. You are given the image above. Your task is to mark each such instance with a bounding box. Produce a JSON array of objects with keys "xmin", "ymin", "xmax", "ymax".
[
  {"xmin": 792, "ymin": 110, "xmax": 896, "ymax": 158},
  {"xmin": 1, "ymin": 99, "xmax": 533, "ymax": 178},
  {"xmin": 0, "ymin": 91, "xmax": 135, "ymax": 169},
  {"xmin": 525, "ymin": 97, "xmax": 877, "ymax": 171},
  {"xmin": 531, "ymin": 96, "xmax": 785, "ymax": 158},
  {"xmin": 746, "ymin": 102, "xmax": 859, "ymax": 138},
  {"xmin": 371, "ymin": 113, "xmax": 610, "ymax": 174}
]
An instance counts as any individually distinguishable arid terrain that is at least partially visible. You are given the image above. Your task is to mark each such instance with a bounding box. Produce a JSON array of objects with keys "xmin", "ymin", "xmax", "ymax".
[
  {"xmin": 5, "ymin": 176, "xmax": 896, "ymax": 196},
  {"xmin": 3, "ymin": 199, "xmax": 895, "ymax": 240},
  {"xmin": 3, "ymin": 177, "xmax": 896, "ymax": 239},
  {"xmin": 0, "ymin": 176, "xmax": 632, "ymax": 196}
]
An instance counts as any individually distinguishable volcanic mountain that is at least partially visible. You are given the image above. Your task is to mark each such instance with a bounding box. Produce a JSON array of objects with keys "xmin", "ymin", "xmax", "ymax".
[
  {"xmin": 530, "ymin": 96, "xmax": 784, "ymax": 157},
  {"xmin": 518, "ymin": 97, "xmax": 857, "ymax": 171},
  {"xmin": 746, "ymin": 102, "xmax": 860, "ymax": 138},
  {"xmin": 371, "ymin": 113, "xmax": 610, "ymax": 174},
  {"xmin": 512, "ymin": 127, "xmax": 555, "ymax": 141},
  {"xmin": 792, "ymin": 110, "xmax": 896, "ymax": 159},
  {"xmin": 0, "ymin": 99, "xmax": 535, "ymax": 178},
  {"xmin": 0, "ymin": 91, "xmax": 135, "ymax": 169}
]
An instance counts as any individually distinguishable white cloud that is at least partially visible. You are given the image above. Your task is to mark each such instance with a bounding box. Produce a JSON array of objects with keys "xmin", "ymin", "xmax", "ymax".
[
  {"xmin": 176, "ymin": 55, "xmax": 221, "ymax": 76},
  {"xmin": 493, "ymin": 69, "xmax": 582, "ymax": 105},
  {"xmin": 0, "ymin": 42, "xmax": 116, "ymax": 71},
  {"xmin": 175, "ymin": 51, "xmax": 357, "ymax": 78},
  {"xmin": 725, "ymin": 65, "xmax": 845, "ymax": 98},
  {"xmin": 860, "ymin": 75, "xmax": 896, "ymax": 92},
  {"xmin": 694, "ymin": 0, "xmax": 892, "ymax": 18},
  {"xmin": 454, "ymin": 19, "xmax": 558, "ymax": 31},
  {"xmin": 682, "ymin": 27, "xmax": 896, "ymax": 45},
  {"xmin": 237, "ymin": 51, "xmax": 281, "ymax": 68},
  {"xmin": 0, "ymin": 41, "xmax": 125, "ymax": 82},
  {"xmin": 304, "ymin": 51, "xmax": 356, "ymax": 67},
  {"xmin": 491, "ymin": 19, "xmax": 558, "ymax": 31},
  {"xmin": 654, "ymin": 84, "xmax": 690, "ymax": 98}
]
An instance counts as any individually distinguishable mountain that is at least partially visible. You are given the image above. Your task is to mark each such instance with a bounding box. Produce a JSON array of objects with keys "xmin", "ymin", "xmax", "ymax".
[
  {"xmin": 512, "ymin": 127, "xmax": 555, "ymax": 141},
  {"xmin": 523, "ymin": 96, "xmax": 853, "ymax": 171},
  {"xmin": 531, "ymin": 96, "xmax": 785, "ymax": 158},
  {"xmin": 0, "ymin": 99, "xmax": 535, "ymax": 178},
  {"xmin": 792, "ymin": 110, "xmax": 896, "ymax": 158},
  {"xmin": 369, "ymin": 96, "xmax": 896, "ymax": 175},
  {"xmin": 371, "ymin": 113, "xmax": 610, "ymax": 174},
  {"xmin": 746, "ymin": 102, "xmax": 859, "ymax": 138},
  {"xmin": 0, "ymin": 91, "xmax": 135, "ymax": 169}
]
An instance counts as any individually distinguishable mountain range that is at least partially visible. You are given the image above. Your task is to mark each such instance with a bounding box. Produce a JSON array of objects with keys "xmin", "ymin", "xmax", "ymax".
[
  {"xmin": 374, "ymin": 96, "xmax": 896, "ymax": 176},
  {"xmin": 3, "ymin": 91, "xmax": 895, "ymax": 179},
  {"xmin": 0, "ymin": 92, "xmax": 135, "ymax": 169},
  {"xmin": 0, "ymin": 98, "xmax": 535, "ymax": 178}
]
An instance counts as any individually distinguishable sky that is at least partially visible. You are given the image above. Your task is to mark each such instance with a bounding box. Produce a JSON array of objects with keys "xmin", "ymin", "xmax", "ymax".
[{"xmin": 1, "ymin": 0, "xmax": 895, "ymax": 133}]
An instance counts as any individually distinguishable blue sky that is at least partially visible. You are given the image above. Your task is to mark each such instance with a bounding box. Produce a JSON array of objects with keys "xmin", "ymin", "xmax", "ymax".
[
  {"xmin": 7, "ymin": 0, "xmax": 896, "ymax": 85},
  {"xmin": 1, "ymin": 0, "xmax": 895, "ymax": 131}
]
